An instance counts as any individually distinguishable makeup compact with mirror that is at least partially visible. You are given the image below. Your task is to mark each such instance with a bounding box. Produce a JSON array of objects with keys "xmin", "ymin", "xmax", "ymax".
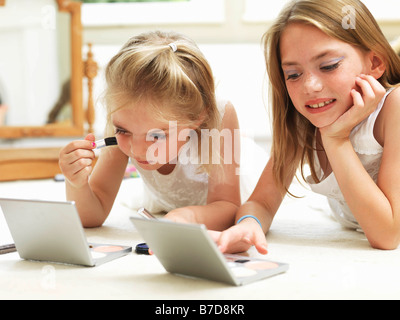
[{"xmin": 0, "ymin": 198, "xmax": 132, "ymax": 266}]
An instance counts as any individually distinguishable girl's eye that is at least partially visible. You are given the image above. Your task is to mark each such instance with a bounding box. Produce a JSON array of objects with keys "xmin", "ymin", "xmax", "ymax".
[
  {"xmin": 148, "ymin": 132, "xmax": 166, "ymax": 141},
  {"xmin": 285, "ymin": 72, "xmax": 302, "ymax": 81},
  {"xmin": 320, "ymin": 57, "xmax": 344, "ymax": 72},
  {"xmin": 321, "ymin": 62, "xmax": 340, "ymax": 72},
  {"xmin": 115, "ymin": 128, "xmax": 128, "ymax": 135}
]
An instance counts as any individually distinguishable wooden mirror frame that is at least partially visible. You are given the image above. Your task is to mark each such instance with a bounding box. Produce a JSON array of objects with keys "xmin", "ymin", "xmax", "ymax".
[
  {"xmin": 0, "ymin": 0, "xmax": 90, "ymax": 181},
  {"xmin": 0, "ymin": 0, "xmax": 84, "ymax": 138}
]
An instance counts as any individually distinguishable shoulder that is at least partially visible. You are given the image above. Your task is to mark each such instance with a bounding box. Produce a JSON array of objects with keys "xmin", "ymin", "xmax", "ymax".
[
  {"xmin": 384, "ymin": 86, "xmax": 400, "ymax": 106},
  {"xmin": 377, "ymin": 86, "xmax": 400, "ymax": 147},
  {"xmin": 381, "ymin": 86, "xmax": 400, "ymax": 125}
]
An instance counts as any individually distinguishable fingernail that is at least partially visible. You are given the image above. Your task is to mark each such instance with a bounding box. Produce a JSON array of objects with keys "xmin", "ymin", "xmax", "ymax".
[
  {"xmin": 260, "ymin": 246, "xmax": 269, "ymax": 254},
  {"xmin": 92, "ymin": 142, "xmax": 96, "ymax": 148}
]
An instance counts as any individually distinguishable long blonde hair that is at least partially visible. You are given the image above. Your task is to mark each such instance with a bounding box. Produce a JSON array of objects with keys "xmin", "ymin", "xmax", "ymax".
[
  {"xmin": 104, "ymin": 31, "xmax": 220, "ymax": 174},
  {"xmin": 264, "ymin": 0, "xmax": 400, "ymax": 195}
]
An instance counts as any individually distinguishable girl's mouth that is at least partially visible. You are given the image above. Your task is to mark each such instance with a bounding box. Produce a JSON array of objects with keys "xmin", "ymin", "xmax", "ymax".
[
  {"xmin": 306, "ymin": 99, "xmax": 336, "ymax": 109},
  {"xmin": 135, "ymin": 158, "xmax": 151, "ymax": 165}
]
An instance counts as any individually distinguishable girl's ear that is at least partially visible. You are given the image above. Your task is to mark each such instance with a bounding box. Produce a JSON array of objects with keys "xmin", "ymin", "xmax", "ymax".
[{"xmin": 367, "ymin": 51, "xmax": 386, "ymax": 79}]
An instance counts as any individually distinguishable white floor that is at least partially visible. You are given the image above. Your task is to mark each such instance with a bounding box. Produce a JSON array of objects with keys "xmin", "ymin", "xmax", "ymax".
[{"xmin": 1, "ymin": 177, "xmax": 399, "ymax": 300}]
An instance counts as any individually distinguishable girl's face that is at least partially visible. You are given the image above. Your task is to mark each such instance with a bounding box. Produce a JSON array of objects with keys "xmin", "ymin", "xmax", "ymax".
[
  {"xmin": 280, "ymin": 23, "xmax": 371, "ymax": 128},
  {"xmin": 111, "ymin": 100, "xmax": 191, "ymax": 171}
]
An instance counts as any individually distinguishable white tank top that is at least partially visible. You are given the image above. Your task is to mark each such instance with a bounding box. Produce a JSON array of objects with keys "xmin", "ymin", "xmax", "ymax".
[
  {"xmin": 306, "ymin": 88, "xmax": 395, "ymax": 230},
  {"xmin": 132, "ymin": 100, "xmax": 227, "ymax": 213}
]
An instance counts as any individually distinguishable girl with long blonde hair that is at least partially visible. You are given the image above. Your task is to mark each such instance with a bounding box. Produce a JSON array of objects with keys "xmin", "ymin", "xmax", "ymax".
[{"xmin": 218, "ymin": 0, "xmax": 400, "ymax": 253}]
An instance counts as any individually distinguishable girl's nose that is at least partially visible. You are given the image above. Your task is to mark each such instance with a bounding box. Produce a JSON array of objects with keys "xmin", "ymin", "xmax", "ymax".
[
  {"xmin": 129, "ymin": 137, "xmax": 148, "ymax": 158},
  {"xmin": 303, "ymin": 73, "xmax": 323, "ymax": 94}
]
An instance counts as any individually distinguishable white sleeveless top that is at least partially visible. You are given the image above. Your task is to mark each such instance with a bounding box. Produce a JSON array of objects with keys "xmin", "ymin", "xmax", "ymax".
[
  {"xmin": 306, "ymin": 88, "xmax": 395, "ymax": 230},
  {"xmin": 132, "ymin": 100, "xmax": 227, "ymax": 213}
]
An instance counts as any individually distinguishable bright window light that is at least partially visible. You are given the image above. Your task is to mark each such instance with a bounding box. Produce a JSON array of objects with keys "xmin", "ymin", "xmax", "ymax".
[
  {"xmin": 243, "ymin": 0, "xmax": 400, "ymax": 22},
  {"xmin": 243, "ymin": 0, "xmax": 288, "ymax": 22},
  {"xmin": 82, "ymin": 0, "xmax": 225, "ymax": 26}
]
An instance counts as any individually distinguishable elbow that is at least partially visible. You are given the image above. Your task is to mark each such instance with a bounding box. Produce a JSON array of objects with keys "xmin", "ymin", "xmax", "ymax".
[
  {"xmin": 365, "ymin": 219, "xmax": 400, "ymax": 250},
  {"xmin": 371, "ymin": 243, "xmax": 399, "ymax": 251},
  {"xmin": 369, "ymin": 235, "xmax": 400, "ymax": 251},
  {"xmin": 79, "ymin": 210, "xmax": 108, "ymax": 228},
  {"xmin": 81, "ymin": 218, "xmax": 105, "ymax": 229},
  {"xmin": 84, "ymin": 223, "xmax": 104, "ymax": 229}
]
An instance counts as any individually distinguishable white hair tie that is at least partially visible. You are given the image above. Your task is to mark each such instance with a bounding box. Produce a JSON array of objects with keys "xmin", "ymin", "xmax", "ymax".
[{"xmin": 168, "ymin": 43, "xmax": 177, "ymax": 52}]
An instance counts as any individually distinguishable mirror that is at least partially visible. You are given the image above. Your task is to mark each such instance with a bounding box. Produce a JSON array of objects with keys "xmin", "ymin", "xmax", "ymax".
[
  {"xmin": 0, "ymin": 0, "xmax": 84, "ymax": 138},
  {"xmin": 0, "ymin": 0, "xmax": 91, "ymax": 182}
]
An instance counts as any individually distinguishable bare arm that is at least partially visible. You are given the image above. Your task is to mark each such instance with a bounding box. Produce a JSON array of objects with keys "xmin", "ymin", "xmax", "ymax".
[
  {"xmin": 165, "ymin": 102, "xmax": 241, "ymax": 231},
  {"xmin": 321, "ymin": 84, "xmax": 400, "ymax": 249},
  {"xmin": 60, "ymin": 134, "xmax": 129, "ymax": 227},
  {"xmin": 218, "ymin": 157, "xmax": 295, "ymax": 254}
]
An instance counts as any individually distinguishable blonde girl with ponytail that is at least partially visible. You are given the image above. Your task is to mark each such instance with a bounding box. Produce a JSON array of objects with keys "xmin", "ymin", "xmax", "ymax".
[{"xmin": 59, "ymin": 31, "xmax": 242, "ymax": 230}]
